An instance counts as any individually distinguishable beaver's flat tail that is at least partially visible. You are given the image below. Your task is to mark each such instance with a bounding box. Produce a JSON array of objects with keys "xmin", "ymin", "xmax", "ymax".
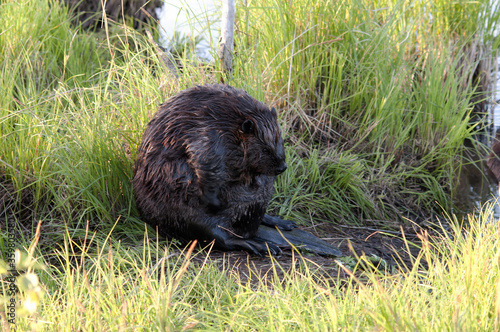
[{"xmin": 255, "ymin": 225, "xmax": 342, "ymax": 257}]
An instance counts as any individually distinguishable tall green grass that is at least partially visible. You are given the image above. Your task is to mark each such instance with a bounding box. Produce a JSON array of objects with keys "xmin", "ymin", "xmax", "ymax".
[
  {"xmin": 234, "ymin": 0, "xmax": 499, "ymax": 222},
  {"xmin": 1, "ymin": 0, "xmax": 498, "ymax": 229}
]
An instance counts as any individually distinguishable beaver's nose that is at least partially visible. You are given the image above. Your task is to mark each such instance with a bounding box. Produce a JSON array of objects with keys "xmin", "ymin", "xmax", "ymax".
[{"xmin": 275, "ymin": 162, "xmax": 288, "ymax": 175}]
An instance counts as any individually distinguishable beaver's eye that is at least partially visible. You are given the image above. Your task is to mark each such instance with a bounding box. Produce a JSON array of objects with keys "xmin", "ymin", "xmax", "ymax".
[{"xmin": 241, "ymin": 119, "xmax": 254, "ymax": 134}]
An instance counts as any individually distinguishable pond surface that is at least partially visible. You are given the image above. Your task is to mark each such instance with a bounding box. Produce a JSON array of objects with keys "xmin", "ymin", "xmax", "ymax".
[
  {"xmin": 455, "ymin": 54, "xmax": 500, "ymax": 219},
  {"xmin": 156, "ymin": 0, "xmax": 221, "ymax": 61}
]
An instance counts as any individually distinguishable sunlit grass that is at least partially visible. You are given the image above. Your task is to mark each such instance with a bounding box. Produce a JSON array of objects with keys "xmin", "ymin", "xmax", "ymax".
[{"xmin": 2, "ymin": 202, "xmax": 499, "ymax": 330}]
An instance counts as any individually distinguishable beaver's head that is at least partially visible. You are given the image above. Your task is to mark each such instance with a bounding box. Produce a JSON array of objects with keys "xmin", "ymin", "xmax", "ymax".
[
  {"xmin": 236, "ymin": 105, "xmax": 287, "ymax": 176},
  {"xmin": 154, "ymin": 84, "xmax": 288, "ymax": 179},
  {"xmin": 194, "ymin": 85, "xmax": 288, "ymax": 178}
]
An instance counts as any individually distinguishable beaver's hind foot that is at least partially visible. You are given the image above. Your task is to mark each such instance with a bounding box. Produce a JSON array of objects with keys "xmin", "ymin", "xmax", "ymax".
[
  {"xmin": 262, "ymin": 214, "xmax": 297, "ymax": 231},
  {"xmin": 212, "ymin": 227, "xmax": 282, "ymax": 256}
]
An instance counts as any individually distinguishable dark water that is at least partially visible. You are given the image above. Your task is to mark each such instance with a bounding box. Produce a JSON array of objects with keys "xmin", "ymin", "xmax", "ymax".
[{"xmin": 455, "ymin": 55, "xmax": 500, "ymax": 218}]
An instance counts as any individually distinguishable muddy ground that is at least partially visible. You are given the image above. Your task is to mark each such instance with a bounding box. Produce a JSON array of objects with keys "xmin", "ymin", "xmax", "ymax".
[
  {"xmin": 187, "ymin": 223, "xmax": 427, "ymax": 284},
  {"xmin": 1, "ymin": 213, "xmax": 427, "ymax": 284}
]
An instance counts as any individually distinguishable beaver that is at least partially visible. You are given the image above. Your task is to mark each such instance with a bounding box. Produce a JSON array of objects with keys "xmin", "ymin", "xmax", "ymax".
[{"xmin": 132, "ymin": 84, "xmax": 296, "ymax": 255}]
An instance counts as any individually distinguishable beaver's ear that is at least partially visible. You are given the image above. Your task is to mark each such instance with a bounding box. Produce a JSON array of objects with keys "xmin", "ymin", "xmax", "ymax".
[
  {"xmin": 270, "ymin": 107, "xmax": 277, "ymax": 117},
  {"xmin": 241, "ymin": 119, "xmax": 254, "ymax": 134}
]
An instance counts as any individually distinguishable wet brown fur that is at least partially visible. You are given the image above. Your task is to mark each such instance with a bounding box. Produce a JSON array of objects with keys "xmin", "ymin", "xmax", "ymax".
[{"xmin": 133, "ymin": 84, "xmax": 292, "ymax": 255}]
